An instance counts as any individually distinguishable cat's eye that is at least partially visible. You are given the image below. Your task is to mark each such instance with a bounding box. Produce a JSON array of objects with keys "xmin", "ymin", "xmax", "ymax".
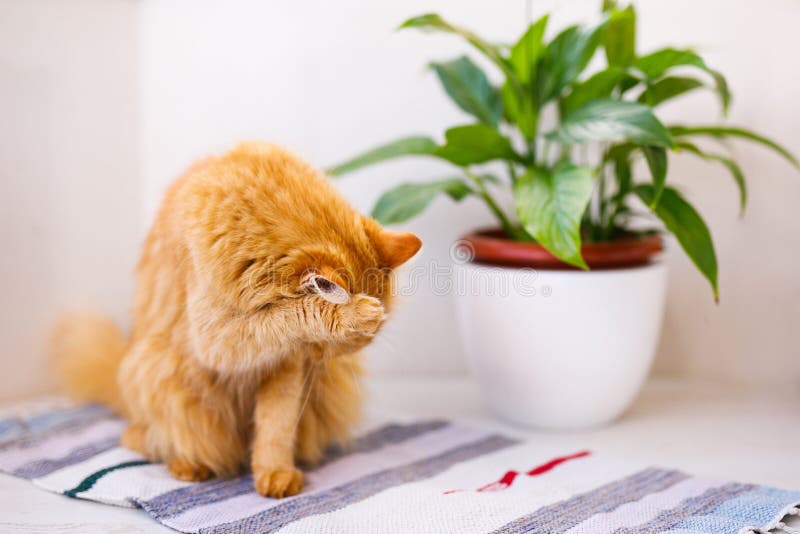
[{"xmin": 302, "ymin": 274, "xmax": 350, "ymax": 305}]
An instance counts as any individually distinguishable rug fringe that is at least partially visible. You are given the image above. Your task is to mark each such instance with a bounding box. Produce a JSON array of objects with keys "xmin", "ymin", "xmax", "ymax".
[{"xmin": 740, "ymin": 503, "xmax": 800, "ymax": 534}]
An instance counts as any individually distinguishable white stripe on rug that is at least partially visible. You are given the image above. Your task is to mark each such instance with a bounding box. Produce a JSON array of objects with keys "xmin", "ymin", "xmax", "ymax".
[
  {"xmin": 85, "ymin": 463, "xmax": 198, "ymax": 504},
  {"xmin": 273, "ymin": 447, "xmax": 644, "ymax": 534},
  {"xmin": 163, "ymin": 423, "xmax": 493, "ymax": 533},
  {"xmin": 33, "ymin": 446, "xmax": 148, "ymax": 505},
  {"xmin": 564, "ymin": 476, "xmax": 725, "ymax": 534}
]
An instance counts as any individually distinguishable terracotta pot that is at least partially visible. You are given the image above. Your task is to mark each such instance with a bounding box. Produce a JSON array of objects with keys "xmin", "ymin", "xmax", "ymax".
[
  {"xmin": 452, "ymin": 229, "xmax": 668, "ymax": 429},
  {"xmin": 460, "ymin": 228, "xmax": 663, "ymax": 270}
]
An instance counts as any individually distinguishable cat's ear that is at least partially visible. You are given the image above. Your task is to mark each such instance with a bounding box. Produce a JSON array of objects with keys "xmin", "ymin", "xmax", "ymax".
[{"xmin": 373, "ymin": 230, "xmax": 422, "ymax": 268}]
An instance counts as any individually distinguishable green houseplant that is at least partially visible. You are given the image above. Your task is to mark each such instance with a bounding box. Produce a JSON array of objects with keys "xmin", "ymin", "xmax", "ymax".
[
  {"xmin": 330, "ymin": 2, "xmax": 797, "ymax": 300},
  {"xmin": 330, "ymin": 2, "xmax": 798, "ymax": 429}
]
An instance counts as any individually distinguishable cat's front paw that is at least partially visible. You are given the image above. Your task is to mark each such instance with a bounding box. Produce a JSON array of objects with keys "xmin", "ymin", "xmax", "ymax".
[
  {"xmin": 337, "ymin": 294, "xmax": 386, "ymax": 337},
  {"xmin": 167, "ymin": 458, "xmax": 213, "ymax": 482},
  {"xmin": 253, "ymin": 466, "xmax": 304, "ymax": 498}
]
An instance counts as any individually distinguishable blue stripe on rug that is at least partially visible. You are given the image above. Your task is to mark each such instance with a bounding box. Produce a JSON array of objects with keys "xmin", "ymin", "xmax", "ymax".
[
  {"xmin": 139, "ymin": 420, "xmax": 449, "ymax": 520},
  {"xmin": 202, "ymin": 434, "xmax": 517, "ymax": 534},
  {"xmin": 0, "ymin": 405, "xmax": 111, "ymax": 447},
  {"xmin": 0, "ymin": 418, "xmax": 26, "ymax": 443},
  {"xmin": 490, "ymin": 468, "xmax": 688, "ymax": 534},
  {"xmin": 0, "ymin": 411, "xmax": 116, "ymax": 454},
  {"xmin": 25, "ymin": 405, "xmax": 111, "ymax": 433},
  {"xmin": 313, "ymin": 420, "xmax": 450, "ymax": 467},
  {"xmin": 663, "ymin": 486, "xmax": 800, "ymax": 534},
  {"xmin": 12, "ymin": 436, "xmax": 122, "ymax": 479},
  {"xmin": 615, "ymin": 482, "xmax": 755, "ymax": 533}
]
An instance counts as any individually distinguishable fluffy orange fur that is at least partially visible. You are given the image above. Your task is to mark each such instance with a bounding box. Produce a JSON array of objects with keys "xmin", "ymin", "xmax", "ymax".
[{"xmin": 51, "ymin": 142, "xmax": 421, "ymax": 498}]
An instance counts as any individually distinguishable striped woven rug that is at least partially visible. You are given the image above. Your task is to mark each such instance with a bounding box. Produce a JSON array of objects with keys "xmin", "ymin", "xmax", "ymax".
[{"xmin": 0, "ymin": 403, "xmax": 798, "ymax": 533}]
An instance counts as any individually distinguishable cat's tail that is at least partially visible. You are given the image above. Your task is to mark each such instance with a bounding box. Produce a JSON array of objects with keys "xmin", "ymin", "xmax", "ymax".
[{"xmin": 50, "ymin": 311, "xmax": 127, "ymax": 414}]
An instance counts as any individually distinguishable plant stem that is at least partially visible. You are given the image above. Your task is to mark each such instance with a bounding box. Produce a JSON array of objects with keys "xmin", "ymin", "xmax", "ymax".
[
  {"xmin": 603, "ymin": 204, "xmax": 623, "ymax": 240},
  {"xmin": 597, "ymin": 143, "xmax": 609, "ymax": 229},
  {"xmin": 603, "ymin": 185, "xmax": 627, "ymax": 241},
  {"xmin": 464, "ymin": 170, "xmax": 519, "ymax": 239},
  {"xmin": 507, "ymin": 162, "xmax": 518, "ymax": 184},
  {"xmin": 595, "ymin": 164, "xmax": 606, "ymax": 240},
  {"xmin": 526, "ymin": 103, "xmax": 539, "ymax": 165}
]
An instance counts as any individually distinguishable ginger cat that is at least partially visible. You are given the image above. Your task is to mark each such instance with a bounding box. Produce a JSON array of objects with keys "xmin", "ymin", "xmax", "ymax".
[{"xmin": 52, "ymin": 142, "xmax": 421, "ymax": 498}]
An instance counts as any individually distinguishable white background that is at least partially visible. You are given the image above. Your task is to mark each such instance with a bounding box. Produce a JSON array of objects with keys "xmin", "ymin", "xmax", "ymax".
[{"xmin": 2, "ymin": 0, "xmax": 799, "ymax": 400}]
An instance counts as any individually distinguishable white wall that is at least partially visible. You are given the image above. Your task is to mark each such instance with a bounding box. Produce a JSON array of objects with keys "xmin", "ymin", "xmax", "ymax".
[
  {"xmin": 0, "ymin": 0, "xmax": 140, "ymax": 400},
  {"xmin": 140, "ymin": 0, "xmax": 800, "ymax": 385},
  {"xmin": 631, "ymin": 1, "xmax": 800, "ymax": 384},
  {"xmin": 1, "ymin": 0, "xmax": 798, "ymax": 399}
]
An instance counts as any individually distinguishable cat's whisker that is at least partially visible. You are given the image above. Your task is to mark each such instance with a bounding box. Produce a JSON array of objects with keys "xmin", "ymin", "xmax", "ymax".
[
  {"xmin": 349, "ymin": 364, "xmax": 362, "ymax": 397},
  {"xmin": 298, "ymin": 361, "xmax": 314, "ymax": 402},
  {"xmin": 293, "ymin": 367, "xmax": 317, "ymax": 436},
  {"xmin": 285, "ymin": 361, "xmax": 315, "ymax": 433},
  {"xmin": 314, "ymin": 353, "xmax": 331, "ymax": 391},
  {"xmin": 375, "ymin": 330, "xmax": 401, "ymax": 352}
]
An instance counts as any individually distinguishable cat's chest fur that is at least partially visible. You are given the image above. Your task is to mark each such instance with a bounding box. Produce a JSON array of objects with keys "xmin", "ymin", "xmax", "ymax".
[{"xmin": 208, "ymin": 356, "xmax": 322, "ymax": 442}]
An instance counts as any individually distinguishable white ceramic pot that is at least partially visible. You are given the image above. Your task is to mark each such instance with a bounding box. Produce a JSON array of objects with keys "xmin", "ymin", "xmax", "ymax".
[{"xmin": 454, "ymin": 260, "xmax": 668, "ymax": 429}]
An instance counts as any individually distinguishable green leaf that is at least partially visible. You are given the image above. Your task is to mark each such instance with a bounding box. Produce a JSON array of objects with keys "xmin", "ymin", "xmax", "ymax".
[
  {"xmin": 638, "ymin": 76, "xmax": 703, "ymax": 107},
  {"xmin": 604, "ymin": 5, "xmax": 636, "ymax": 67},
  {"xmin": 399, "ymin": 14, "xmax": 519, "ymax": 86},
  {"xmin": 509, "ymin": 15, "xmax": 549, "ymax": 83},
  {"xmin": 636, "ymin": 48, "xmax": 701, "ymax": 78},
  {"xmin": 371, "ymin": 178, "xmax": 472, "ymax": 225},
  {"xmin": 501, "ymin": 81, "xmax": 537, "ymax": 140},
  {"xmin": 635, "ymin": 185, "xmax": 718, "ymax": 299},
  {"xmin": 561, "ymin": 67, "xmax": 626, "ymax": 116},
  {"xmin": 435, "ymin": 124, "xmax": 523, "ymax": 166},
  {"xmin": 535, "ymin": 19, "xmax": 608, "ymax": 104},
  {"xmin": 602, "ymin": 0, "xmax": 620, "ymax": 12},
  {"xmin": 430, "ymin": 56, "xmax": 501, "ymax": 126},
  {"xmin": 709, "ymin": 71, "xmax": 731, "ymax": 115},
  {"xmin": 514, "ymin": 163, "xmax": 595, "ymax": 269},
  {"xmin": 677, "ymin": 140, "xmax": 747, "ymax": 214},
  {"xmin": 618, "ymin": 73, "xmax": 643, "ymax": 94},
  {"xmin": 328, "ymin": 136, "xmax": 438, "ymax": 176},
  {"xmin": 669, "ymin": 125, "xmax": 799, "ymax": 169},
  {"xmin": 548, "ymin": 99, "xmax": 674, "ymax": 147},
  {"xmin": 642, "ymin": 146, "xmax": 667, "ymax": 207},
  {"xmin": 635, "ymin": 48, "xmax": 730, "ymax": 114}
]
